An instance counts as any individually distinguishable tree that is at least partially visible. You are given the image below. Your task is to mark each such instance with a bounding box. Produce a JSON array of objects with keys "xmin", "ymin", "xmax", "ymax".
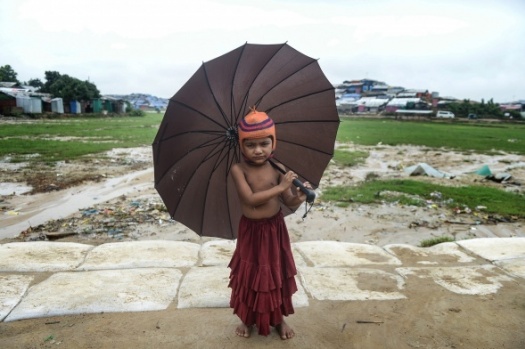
[
  {"xmin": 41, "ymin": 71, "xmax": 101, "ymax": 101},
  {"xmin": 27, "ymin": 78, "xmax": 44, "ymax": 90},
  {"xmin": 83, "ymin": 80, "xmax": 100, "ymax": 99},
  {"xmin": 47, "ymin": 74, "xmax": 101, "ymax": 101},
  {"xmin": 40, "ymin": 71, "xmax": 62, "ymax": 93},
  {"xmin": 448, "ymin": 98, "xmax": 503, "ymax": 118},
  {"xmin": 0, "ymin": 65, "xmax": 20, "ymax": 84}
]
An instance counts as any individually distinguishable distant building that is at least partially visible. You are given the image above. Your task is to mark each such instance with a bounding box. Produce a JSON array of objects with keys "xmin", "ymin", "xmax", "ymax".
[
  {"xmin": 355, "ymin": 97, "xmax": 388, "ymax": 113},
  {"xmin": 0, "ymin": 86, "xmax": 51, "ymax": 114},
  {"xmin": 385, "ymin": 98, "xmax": 430, "ymax": 113}
]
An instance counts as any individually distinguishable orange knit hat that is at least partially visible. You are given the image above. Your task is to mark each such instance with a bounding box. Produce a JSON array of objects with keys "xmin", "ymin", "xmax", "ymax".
[{"xmin": 238, "ymin": 108, "xmax": 276, "ymax": 150}]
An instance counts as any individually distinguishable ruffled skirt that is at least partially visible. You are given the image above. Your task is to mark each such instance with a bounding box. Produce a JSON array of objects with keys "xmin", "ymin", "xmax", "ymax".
[{"xmin": 228, "ymin": 211, "xmax": 297, "ymax": 336}]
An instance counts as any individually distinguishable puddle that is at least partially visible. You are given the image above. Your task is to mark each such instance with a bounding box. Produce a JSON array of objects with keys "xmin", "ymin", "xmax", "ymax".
[
  {"xmin": 0, "ymin": 168, "xmax": 154, "ymax": 239},
  {"xmin": 0, "ymin": 183, "xmax": 33, "ymax": 195}
]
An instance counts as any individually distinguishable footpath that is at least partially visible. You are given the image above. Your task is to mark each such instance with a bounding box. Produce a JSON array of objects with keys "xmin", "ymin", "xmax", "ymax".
[{"xmin": 1, "ymin": 237, "xmax": 525, "ymax": 323}]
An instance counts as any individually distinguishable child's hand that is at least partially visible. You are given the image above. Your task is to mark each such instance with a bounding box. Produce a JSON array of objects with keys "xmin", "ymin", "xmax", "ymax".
[
  {"xmin": 296, "ymin": 181, "xmax": 312, "ymax": 201},
  {"xmin": 280, "ymin": 171, "xmax": 298, "ymax": 191}
]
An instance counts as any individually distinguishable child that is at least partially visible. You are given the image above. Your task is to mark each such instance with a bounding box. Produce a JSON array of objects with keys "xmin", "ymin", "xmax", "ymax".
[{"xmin": 228, "ymin": 108, "xmax": 310, "ymax": 340}]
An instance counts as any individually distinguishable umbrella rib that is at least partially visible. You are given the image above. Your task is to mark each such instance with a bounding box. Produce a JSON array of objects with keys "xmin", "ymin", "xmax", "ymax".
[
  {"xmin": 224, "ymin": 144, "xmax": 241, "ymax": 238},
  {"xmin": 267, "ymin": 86, "xmax": 336, "ymax": 113},
  {"xmin": 194, "ymin": 136, "xmax": 240, "ymax": 238},
  {"xmin": 273, "ymin": 156, "xmax": 319, "ymax": 187},
  {"xmin": 170, "ymin": 134, "xmax": 227, "ymax": 224},
  {"xmin": 170, "ymin": 100, "xmax": 231, "ymax": 131},
  {"xmin": 202, "ymin": 62, "xmax": 233, "ymax": 128},
  {"xmin": 253, "ymin": 47, "xmax": 324, "ymax": 108},
  {"xmin": 231, "ymin": 43, "xmax": 249, "ymax": 124},
  {"xmin": 278, "ymin": 138, "xmax": 334, "ymax": 157},
  {"xmin": 202, "ymin": 138, "xmax": 233, "ymax": 163},
  {"xmin": 276, "ymin": 119, "xmax": 340, "ymax": 126},
  {"xmin": 191, "ymin": 135, "xmax": 239, "ymax": 238},
  {"xmin": 154, "ymin": 131, "xmax": 230, "ymax": 187},
  {"xmin": 236, "ymin": 42, "xmax": 288, "ymax": 122},
  {"xmin": 155, "ymin": 130, "xmax": 229, "ymax": 154}
]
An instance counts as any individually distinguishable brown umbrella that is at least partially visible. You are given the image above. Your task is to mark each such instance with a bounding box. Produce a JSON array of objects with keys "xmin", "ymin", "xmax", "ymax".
[{"xmin": 152, "ymin": 43, "xmax": 339, "ymax": 239}]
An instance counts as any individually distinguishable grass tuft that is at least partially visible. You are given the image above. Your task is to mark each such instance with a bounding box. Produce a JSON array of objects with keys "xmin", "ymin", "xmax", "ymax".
[{"xmin": 420, "ymin": 236, "xmax": 456, "ymax": 247}]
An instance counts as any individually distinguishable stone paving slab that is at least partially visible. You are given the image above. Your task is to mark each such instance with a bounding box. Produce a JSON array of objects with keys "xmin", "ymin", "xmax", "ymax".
[
  {"xmin": 199, "ymin": 240, "xmax": 307, "ymax": 267},
  {"xmin": 199, "ymin": 240, "xmax": 236, "ymax": 266},
  {"xmin": 0, "ymin": 242, "xmax": 93, "ymax": 272},
  {"xmin": 0, "ymin": 275, "xmax": 34, "ymax": 321},
  {"xmin": 79, "ymin": 240, "xmax": 200, "ymax": 270},
  {"xmin": 457, "ymin": 237, "xmax": 525, "ymax": 261},
  {"xmin": 177, "ymin": 267, "xmax": 231, "ymax": 308},
  {"xmin": 295, "ymin": 241, "xmax": 402, "ymax": 267},
  {"xmin": 4, "ymin": 268, "xmax": 182, "ymax": 322},
  {"xmin": 292, "ymin": 246, "xmax": 308, "ymax": 267},
  {"xmin": 2, "ymin": 239, "xmax": 524, "ymax": 323},
  {"xmin": 384, "ymin": 242, "xmax": 477, "ymax": 265},
  {"xmin": 177, "ymin": 267, "xmax": 309, "ymax": 309},
  {"xmin": 494, "ymin": 258, "xmax": 525, "ymax": 279},
  {"xmin": 396, "ymin": 265, "xmax": 515, "ymax": 295},
  {"xmin": 298, "ymin": 267, "xmax": 406, "ymax": 300}
]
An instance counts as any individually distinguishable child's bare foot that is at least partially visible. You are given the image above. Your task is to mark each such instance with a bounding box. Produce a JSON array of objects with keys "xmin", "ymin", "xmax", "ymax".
[
  {"xmin": 276, "ymin": 321, "xmax": 295, "ymax": 340},
  {"xmin": 235, "ymin": 323, "xmax": 253, "ymax": 338}
]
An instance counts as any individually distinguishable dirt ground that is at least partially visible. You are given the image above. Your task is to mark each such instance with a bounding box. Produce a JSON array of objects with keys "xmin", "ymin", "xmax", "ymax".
[{"xmin": 1, "ymin": 144, "xmax": 525, "ymax": 348}]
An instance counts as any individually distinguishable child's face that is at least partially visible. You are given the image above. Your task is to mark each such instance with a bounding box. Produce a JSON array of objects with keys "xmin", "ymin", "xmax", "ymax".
[{"xmin": 242, "ymin": 137, "xmax": 273, "ymax": 164}]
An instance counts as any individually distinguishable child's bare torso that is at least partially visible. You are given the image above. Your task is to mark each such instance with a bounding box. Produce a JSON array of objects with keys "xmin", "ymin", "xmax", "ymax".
[{"xmin": 239, "ymin": 161, "xmax": 281, "ymax": 219}]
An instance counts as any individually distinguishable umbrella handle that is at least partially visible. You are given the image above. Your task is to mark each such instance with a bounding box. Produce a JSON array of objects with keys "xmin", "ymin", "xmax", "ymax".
[
  {"xmin": 292, "ymin": 178, "xmax": 316, "ymax": 203},
  {"xmin": 268, "ymin": 160, "xmax": 316, "ymax": 203}
]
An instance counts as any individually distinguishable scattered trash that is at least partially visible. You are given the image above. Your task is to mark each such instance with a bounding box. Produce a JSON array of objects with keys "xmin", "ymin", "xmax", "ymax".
[
  {"xmin": 474, "ymin": 165, "xmax": 492, "ymax": 177},
  {"xmin": 486, "ymin": 172, "xmax": 512, "ymax": 183},
  {"xmin": 15, "ymin": 196, "xmax": 175, "ymax": 242},
  {"xmin": 45, "ymin": 231, "xmax": 78, "ymax": 240},
  {"xmin": 454, "ymin": 206, "xmax": 472, "ymax": 214},
  {"xmin": 356, "ymin": 320, "xmax": 384, "ymax": 324},
  {"xmin": 408, "ymin": 220, "xmax": 439, "ymax": 229},
  {"xmin": 82, "ymin": 209, "xmax": 98, "ymax": 216},
  {"xmin": 473, "ymin": 165, "xmax": 516, "ymax": 184},
  {"xmin": 430, "ymin": 191, "xmax": 443, "ymax": 199},
  {"xmin": 405, "ymin": 163, "xmax": 454, "ymax": 179}
]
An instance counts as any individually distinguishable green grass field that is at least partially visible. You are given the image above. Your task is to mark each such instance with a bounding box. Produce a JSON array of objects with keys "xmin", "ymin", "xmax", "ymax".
[
  {"xmin": 0, "ymin": 114, "xmax": 163, "ymax": 162},
  {"xmin": 336, "ymin": 118, "xmax": 525, "ymax": 155},
  {"xmin": 1, "ymin": 115, "xmax": 523, "ymax": 162}
]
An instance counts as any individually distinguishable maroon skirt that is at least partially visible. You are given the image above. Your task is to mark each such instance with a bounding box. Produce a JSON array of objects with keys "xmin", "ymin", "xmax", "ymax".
[{"xmin": 228, "ymin": 210, "xmax": 298, "ymax": 336}]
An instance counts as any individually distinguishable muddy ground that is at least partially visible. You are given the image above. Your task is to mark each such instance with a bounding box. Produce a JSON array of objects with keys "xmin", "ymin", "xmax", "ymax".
[{"xmin": 1, "ymin": 144, "xmax": 523, "ymax": 246}]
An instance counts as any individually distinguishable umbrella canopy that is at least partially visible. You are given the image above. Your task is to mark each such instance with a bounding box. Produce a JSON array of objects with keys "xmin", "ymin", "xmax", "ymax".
[{"xmin": 153, "ymin": 43, "xmax": 339, "ymax": 239}]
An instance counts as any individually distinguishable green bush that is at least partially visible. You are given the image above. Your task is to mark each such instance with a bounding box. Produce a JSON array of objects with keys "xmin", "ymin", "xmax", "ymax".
[{"xmin": 128, "ymin": 109, "xmax": 145, "ymax": 117}]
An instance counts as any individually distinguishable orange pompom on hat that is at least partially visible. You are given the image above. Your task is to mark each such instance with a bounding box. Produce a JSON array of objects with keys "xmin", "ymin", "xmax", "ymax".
[{"xmin": 237, "ymin": 107, "xmax": 276, "ymax": 150}]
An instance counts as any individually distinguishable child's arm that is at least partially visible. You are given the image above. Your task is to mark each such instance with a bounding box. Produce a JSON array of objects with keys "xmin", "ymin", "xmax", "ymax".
[
  {"xmin": 281, "ymin": 179, "xmax": 310, "ymax": 210},
  {"xmin": 231, "ymin": 164, "xmax": 294, "ymax": 207},
  {"xmin": 274, "ymin": 163, "xmax": 311, "ymax": 210}
]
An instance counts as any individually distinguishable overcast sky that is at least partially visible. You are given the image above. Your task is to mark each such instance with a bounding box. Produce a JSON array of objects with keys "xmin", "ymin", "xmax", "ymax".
[{"xmin": 1, "ymin": 0, "xmax": 524, "ymax": 102}]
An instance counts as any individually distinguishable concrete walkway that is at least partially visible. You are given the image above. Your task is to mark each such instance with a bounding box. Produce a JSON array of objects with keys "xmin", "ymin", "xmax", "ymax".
[{"xmin": 1, "ymin": 238, "xmax": 524, "ymax": 323}]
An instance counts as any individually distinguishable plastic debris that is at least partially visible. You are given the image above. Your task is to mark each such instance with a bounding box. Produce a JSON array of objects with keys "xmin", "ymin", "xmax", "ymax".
[
  {"xmin": 14, "ymin": 196, "xmax": 175, "ymax": 241},
  {"xmin": 405, "ymin": 163, "xmax": 454, "ymax": 179}
]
